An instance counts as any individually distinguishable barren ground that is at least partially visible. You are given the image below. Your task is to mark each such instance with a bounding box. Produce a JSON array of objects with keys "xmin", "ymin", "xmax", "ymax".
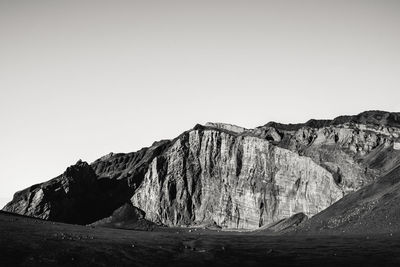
[{"xmin": 1, "ymin": 211, "xmax": 400, "ymax": 267}]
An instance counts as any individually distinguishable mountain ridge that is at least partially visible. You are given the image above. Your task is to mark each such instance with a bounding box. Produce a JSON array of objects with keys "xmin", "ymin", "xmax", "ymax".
[{"xmin": 3, "ymin": 110, "xmax": 400, "ymax": 232}]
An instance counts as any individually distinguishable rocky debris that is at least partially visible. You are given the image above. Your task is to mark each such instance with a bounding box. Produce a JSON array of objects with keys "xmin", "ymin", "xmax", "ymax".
[
  {"xmin": 204, "ymin": 221, "xmax": 223, "ymax": 230},
  {"xmin": 89, "ymin": 202, "xmax": 156, "ymax": 231},
  {"xmin": 257, "ymin": 212, "xmax": 308, "ymax": 233},
  {"xmin": 295, "ymin": 165, "xmax": 400, "ymax": 234},
  {"xmin": 266, "ymin": 248, "xmax": 274, "ymax": 254},
  {"xmin": 52, "ymin": 232, "xmax": 94, "ymax": 241},
  {"xmin": 182, "ymin": 238, "xmax": 207, "ymax": 252}
]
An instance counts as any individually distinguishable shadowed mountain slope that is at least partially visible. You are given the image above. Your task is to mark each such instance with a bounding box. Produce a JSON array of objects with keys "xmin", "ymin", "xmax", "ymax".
[
  {"xmin": 295, "ymin": 165, "xmax": 400, "ymax": 235},
  {"xmin": 2, "ymin": 161, "xmax": 113, "ymax": 225},
  {"xmin": 89, "ymin": 203, "xmax": 156, "ymax": 231}
]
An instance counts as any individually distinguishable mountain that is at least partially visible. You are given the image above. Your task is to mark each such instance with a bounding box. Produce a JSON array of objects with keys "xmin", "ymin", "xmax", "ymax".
[{"xmin": 3, "ymin": 111, "xmax": 400, "ymax": 230}]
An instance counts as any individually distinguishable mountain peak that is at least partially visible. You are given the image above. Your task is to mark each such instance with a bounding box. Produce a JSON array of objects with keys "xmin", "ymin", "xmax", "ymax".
[{"xmin": 204, "ymin": 122, "xmax": 247, "ymax": 134}]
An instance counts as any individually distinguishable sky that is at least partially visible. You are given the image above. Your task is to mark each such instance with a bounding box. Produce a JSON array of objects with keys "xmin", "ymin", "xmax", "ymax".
[{"xmin": 0, "ymin": 0, "xmax": 399, "ymax": 208}]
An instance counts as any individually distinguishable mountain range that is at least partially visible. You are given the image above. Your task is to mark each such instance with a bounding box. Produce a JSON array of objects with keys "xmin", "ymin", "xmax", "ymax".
[{"xmin": 3, "ymin": 110, "xmax": 400, "ymax": 233}]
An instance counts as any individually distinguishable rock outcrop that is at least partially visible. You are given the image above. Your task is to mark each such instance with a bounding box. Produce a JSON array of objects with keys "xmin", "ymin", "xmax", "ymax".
[
  {"xmin": 89, "ymin": 203, "xmax": 155, "ymax": 231},
  {"xmin": 131, "ymin": 128, "xmax": 343, "ymax": 229},
  {"xmin": 3, "ymin": 110, "xmax": 400, "ymax": 230},
  {"xmin": 2, "ymin": 160, "xmax": 121, "ymax": 225},
  {"xmin": 249, "ymin": 111, "xmax": 400, "ymax": 194}
]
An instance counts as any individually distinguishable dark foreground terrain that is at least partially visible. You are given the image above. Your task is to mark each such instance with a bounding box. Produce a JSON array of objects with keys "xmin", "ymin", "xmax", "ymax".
[{"xmin": 1, "ymin": 211, "xmax": 400, "ymax": 267}]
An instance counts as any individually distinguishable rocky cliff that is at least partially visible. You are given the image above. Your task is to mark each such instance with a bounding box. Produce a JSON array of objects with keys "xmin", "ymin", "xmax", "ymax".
[
  {"xmin": 249, "ymin": 111, "xmax": 400, "ymax": 194},
  {"xmin": 3, "ymin": 111, "xmax": 400, "ymax": 230},
  {"xmin": 131, "ymin": 127, "xmax": 343, "ymax": 228}
]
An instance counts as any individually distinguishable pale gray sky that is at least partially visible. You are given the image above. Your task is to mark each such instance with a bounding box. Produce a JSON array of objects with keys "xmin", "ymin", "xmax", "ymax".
[{"xmin": 0, "ymin": 0, "xmax": 399, "ymax": 208}]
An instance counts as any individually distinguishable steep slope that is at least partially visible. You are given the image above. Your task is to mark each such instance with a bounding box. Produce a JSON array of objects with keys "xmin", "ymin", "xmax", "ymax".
[
  {"xmin": 131, "ymin": 126, "xmax": 343, "ymax": 229},
  {"xmin": 295, "ymin": 165, "xmax": 400, "ymax": 234},
  {"xmin": 3, "ymin": 110, "xmax": 400, "ymax": 230},
  {"xmin": 2, "ymin": 161, "xmax": 118, "ymax": 225},
  {"xmin": 89, "ymin": 203, "xmax": 155, "ymax": 230},
  {"xmin": 256, "ymin": 212, "xmax": 308, "ymax": 234}
]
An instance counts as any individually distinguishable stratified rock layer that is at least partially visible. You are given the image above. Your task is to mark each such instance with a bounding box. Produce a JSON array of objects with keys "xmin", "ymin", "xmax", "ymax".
[
  {"xmin": 131, "ymin": 129, "xmax": 343, "ymax": 229},
  {"xmin": 251, "ymin": 111, "xmax": 400, "ymax": 194}
]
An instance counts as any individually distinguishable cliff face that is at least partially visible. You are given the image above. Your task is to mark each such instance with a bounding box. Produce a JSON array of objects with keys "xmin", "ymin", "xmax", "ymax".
[
  {"xmin": 250, "ymin": 111, "xmax": 400, "ymax": 194},
  {"xmin": 131, "ymin": 128, "xmax": 343, "ymax": 228},
  {"xmin": 280, "ymin": 125, "xmax": 400, "ymax": 194},
  {"xmin": 3, "ymin": 111, "xmax": 400, "ymax": 230}
]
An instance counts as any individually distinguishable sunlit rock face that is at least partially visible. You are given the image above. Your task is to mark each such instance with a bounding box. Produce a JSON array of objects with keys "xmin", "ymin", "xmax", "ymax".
[
  {"xmin": 131, "ymin": 128, "xmax": 343, "ymax": 229},
  {"xmin": 130, "ymin": 111, "xmax": 400, "ymax": 228},
  {"xmin": 204, "ymin": 122, "xmax": 247, "ymax": 134},
  {"xmin": 271, "ymin": 125, "xmax": 398, "ymax": 193},
  {"xmin": 252, "ymin": 111, "xmax": 400, "ymax": 194}
]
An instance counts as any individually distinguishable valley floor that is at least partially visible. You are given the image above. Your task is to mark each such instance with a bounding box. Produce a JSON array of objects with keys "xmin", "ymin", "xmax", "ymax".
[{"xmin": 1, "ymin": 211, "xmax": 399, "ymax": 267}]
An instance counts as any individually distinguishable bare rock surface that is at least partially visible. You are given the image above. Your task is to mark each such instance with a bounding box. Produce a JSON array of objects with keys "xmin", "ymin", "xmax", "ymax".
[
  {"xmin": 204, "ymin": 122, "xmax": 247, "ymax": 134},
  {"xmin": 131, "ymin": 129, "xmax": 342, "ymax": 229},
  {"xmin": 253, "ymin": 111, "xmax": 400, "ymax": 194}
]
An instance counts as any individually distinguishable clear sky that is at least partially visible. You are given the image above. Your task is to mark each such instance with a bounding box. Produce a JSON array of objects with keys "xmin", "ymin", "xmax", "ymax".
[{"xmin": 0, "ymin": 0, "xmax": 399, "ymax": 208}]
